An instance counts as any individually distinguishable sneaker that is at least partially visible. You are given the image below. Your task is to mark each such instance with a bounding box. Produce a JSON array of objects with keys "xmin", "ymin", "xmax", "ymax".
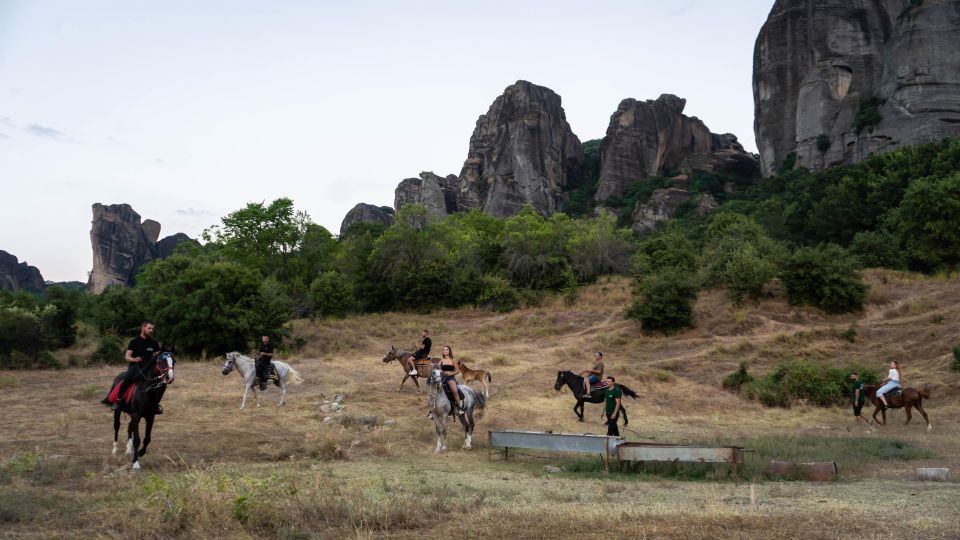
[{"xmin": 408, "ymin": 369, "xmax": 418, "ymax": 376}]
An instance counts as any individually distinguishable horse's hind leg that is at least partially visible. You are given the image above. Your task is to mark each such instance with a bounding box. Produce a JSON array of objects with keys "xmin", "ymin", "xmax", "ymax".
[
  {"xmin": 129, "ymin": 416, "xmax": 142, "ymax": 470},
  {"xmin": 138, "ymin": 415, "xmax": 154, "ymax": 457},
  {"xmin": 915, "ymin": 400, "xmax": 932, "ymax": 432},
  {"xmin": 278, "ymin": 379, "xmax": 287, "ymax": 406},
  {"xmin": 621, "ymin": 406, "xmax": 629, "ymax": 427},
  {"xmin": 460, "ymin": 412, "xmax": 474, "ymax": 450},
  {"xmin": 904, "ymin": 404, "xmax": 913, "ymax": 425},
  {"xmin": 575, "ymin": 400, "xmax": 584, "ymax": 421}
]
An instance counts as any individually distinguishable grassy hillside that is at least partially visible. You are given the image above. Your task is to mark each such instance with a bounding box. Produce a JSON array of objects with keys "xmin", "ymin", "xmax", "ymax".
[{"xmin": 1, "ymin": 272, "xmax": 958, "ymax": 538}]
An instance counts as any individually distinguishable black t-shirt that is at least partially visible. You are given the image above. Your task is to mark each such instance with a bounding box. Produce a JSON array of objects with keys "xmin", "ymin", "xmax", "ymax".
[
  {"xmin": 415, "ymin": 337, "xmax": 431, "ymax": 358},
  {"xmin": 259, "ymin": 342, "xmax": 274, "ymax": 358},
  {"xmin": 128, "ymin": 336, "xmax": 160, "ymax": 364}
]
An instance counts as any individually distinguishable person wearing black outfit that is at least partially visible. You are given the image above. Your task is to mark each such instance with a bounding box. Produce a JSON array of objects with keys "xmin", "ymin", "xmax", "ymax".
[
  {"xmin": 406, "ymin": 329, "xmax": 431, "ymax": 376},
  {"xmin": 256, "ymin": 335, "xmax": 274, "ymax": 391},
  {"xmin": 107, "ymin": 321, "xmax": 160, "ymax": 410}
]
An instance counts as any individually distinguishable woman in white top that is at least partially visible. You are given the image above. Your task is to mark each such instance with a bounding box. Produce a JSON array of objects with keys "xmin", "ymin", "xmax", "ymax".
[{"xmin": 875, "ymin": 360, "xmax": 902, "ymax": 408}]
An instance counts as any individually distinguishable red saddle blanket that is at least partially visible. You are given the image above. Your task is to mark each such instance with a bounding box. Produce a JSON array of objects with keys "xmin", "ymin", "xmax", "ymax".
[
  {"xmin": 106, "ymin": 382, "xmax": 136, "ymax": 404},
  {"xmin": 591, "ymin": 381, "xmax": 610, "ymax": 391}
]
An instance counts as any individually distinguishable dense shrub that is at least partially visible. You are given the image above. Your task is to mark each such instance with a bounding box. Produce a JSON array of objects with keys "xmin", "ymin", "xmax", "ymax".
[
  {"xmin": 893, "ymin": 171, "xmax": 960, "ymax": 269},
  {"xmin": 626, "ymin": 269, "xmax": 700, "ymax": 334},
  {"xmin": 722, "ymin": 362, "xmax": 753, "ymax": 392},
  {"xmin": 740, "ymin": 359, "xmax": 879, "ymax": 407},
  {"xmin": 951, "ymin": 346, "xmax": 960, "ymax": 373},
  {"xmin": 309, "ymin": 272, "xmax": 356, "ymax": 319},
  {"xmin": 476, "ymin": 274, "xmax": 521, "ymax": 313},
  {"xmin": 85, "ymin": 285, "xmax": 144, "ymax": 336},
  {"xmin": 90, "ymin": 335, "xmax": 125, "ymax": 365},
  {"xmin": 780, "ymin": 245, "xmax": 868, "ymax": 313},
  {"xmin": 849, "ymin": 230, "xmax": 907, "ymax": 269},
  {"xmin": 852, "ymin": 97, "xmax": 884, "ymax": 134},
  {"xmin": 0, "ymin": 306, "xmax": 58, "ymax": 368}
]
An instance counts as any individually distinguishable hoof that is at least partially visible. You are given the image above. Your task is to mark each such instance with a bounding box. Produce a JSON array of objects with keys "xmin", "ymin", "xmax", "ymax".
[{"xmin": 132, "ymin": 461, "xmax": 141, "ymax": 472}]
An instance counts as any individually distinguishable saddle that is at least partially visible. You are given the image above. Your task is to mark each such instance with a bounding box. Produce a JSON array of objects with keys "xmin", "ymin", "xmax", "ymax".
[
  {"xmin": 257, "ymin": 363, "xmax": 280, "ymax": 386},
  {"xmin": 590, "ymin": 380, "xmax": 610, "ymax": 392},
  {"xmin": 106, "ymin": 382, "xmax": 137, "ymax": 405}
]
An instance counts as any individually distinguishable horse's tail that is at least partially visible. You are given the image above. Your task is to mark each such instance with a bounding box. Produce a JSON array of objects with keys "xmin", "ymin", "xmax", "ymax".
[
  {"xmin": 618, "ymin": 384, "xmax": 639, "ymax": 399},
  {"xmin": 474, "ymin": 392, "xmax": 486, "ymax": 410},
  {"xmin": 485, "ymin": 371, "xmax": 491, "ymax": 383},
  {"xmin": 287, "ymin": 365, "xmax": 304, "ymax": 385},
  {"xmin": 919, "ymin": 384, "xmax": 932, "ymax": 399}
]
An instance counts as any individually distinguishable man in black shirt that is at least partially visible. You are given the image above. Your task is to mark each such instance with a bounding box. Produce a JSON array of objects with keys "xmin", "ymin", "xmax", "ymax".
[
  {"xmin": 256, "ymin": 335, "xmax": 274, "ymax": 390},
  {"xmin": 406, "ymin": 329, "xmax": 431, "ymax": 376},
  {"xmin": 108, "ymin": 321, "xmax": 160, "ymax": 410}
]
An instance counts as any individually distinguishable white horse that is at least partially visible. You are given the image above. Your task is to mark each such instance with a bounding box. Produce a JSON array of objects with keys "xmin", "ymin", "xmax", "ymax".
[
  {"xmin": 427, "ymin": 367, "xmax": 485, "ymax": 452},
  {"xmin": 222, "ymin": 351, "xmax": 303, "ymax": 409}
]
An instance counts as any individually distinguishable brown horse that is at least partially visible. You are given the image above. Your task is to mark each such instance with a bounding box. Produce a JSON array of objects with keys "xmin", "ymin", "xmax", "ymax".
[
  {"xmin": 458, "ymin": 362, "xmax": 491, "ymax": 398},
  {"xmin": 382, "ymin": 346, "xmax": 432, "ymax": 394},
  {"xmin": 864, "ymin": 384, "xmax": 933, "ymax": 432}
]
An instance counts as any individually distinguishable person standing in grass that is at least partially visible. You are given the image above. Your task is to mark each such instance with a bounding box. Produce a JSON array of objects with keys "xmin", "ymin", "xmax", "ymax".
[
  {"xmin": 849, "ymin": 372, "xmax": 871, "ymax": 425},
  {"xmin": 600, "ymin": 375, "xmax": 622, "ymax": 437}
]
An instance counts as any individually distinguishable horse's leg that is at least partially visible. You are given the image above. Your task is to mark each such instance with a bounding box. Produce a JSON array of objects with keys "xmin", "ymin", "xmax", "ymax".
[
  {"xmin": 881, "ymin": 408, "xmax": 887, "ymax": 425},
  {"xmin": 915, "ymin": 401, "xmax": 932, "ymax": 432},
  {"xmin": 871, "ymin": 405, "xmax": 881, "ymax": 425},
  {"xmin": 130, "ymin": 416, "xmax": 142, "ymax": 470},
  {"xmin": 413, "ymin": 376, "xmax": 420, "ymax": 396},
  {"xmin": 139, "ymin": 415, "xmax": 154, "ymax": 457},
  {"xmin": 574, "ymin": 400, "xmax": 584, "ymax": 422},
  {"xmin": 278, "ymin": 377, "xmax": 287, "ymax": 406},
  {"xmin": 112, "ymin": 408, "xmax": 122, "ymax": 455},
  {"xmin": 254, "ymin": 384, "xmax": 262, "ymax": 408},
  {"xmin": 904, "ymin": 403, "xmax": 913, "ymax": 425},
  {"xmin": 621, "ymin": 406, "xmax": 629, "ymax": 427},
  {"xmin": 240, "ymin": 383, "xmax": 250, "ymax": 410},
  {"xmin": 398, "ymin": 372, "xmax": 408, "ymax": 392},
  {"xmin": 434, "ymin": 415, "xmax": 446, "ymax": 453}
]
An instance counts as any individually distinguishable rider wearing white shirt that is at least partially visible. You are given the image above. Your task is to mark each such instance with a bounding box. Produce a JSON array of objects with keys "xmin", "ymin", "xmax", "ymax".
[{"xmin": 875, "ymin": 360, "xmax": 902, "ymax": 408}]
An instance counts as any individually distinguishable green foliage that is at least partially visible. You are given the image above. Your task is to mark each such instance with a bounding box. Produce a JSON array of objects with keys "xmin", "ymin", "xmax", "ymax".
[
  {"xmin": 631, "ymin": 226, "xmax": 698, "ymax": 276},
  {"xmin": 741, "ymin": 359, "xmax": 879, "ymax": 407},
  {"xmin": 781, "ymin": 245, "xmax": 868, "ymax": 313},
  {"xmin": 566, "ymin": 211, "xmax": 634, "ymax": 282},
  {"xmin": 700, "ymin": 214, "xmax": 784, "ymax": 303},
  {"xmin": 849, "ymin": 230, "xmax": 907, "ymax": 269},
  {"xmin": 90, "ymin": 335, "xmax": 125, "ymax": 365},
  {"xmin": 893, "ymin": 171, "xmax": 960, "ymax": 269},
  {"xmin": 816, "ymin": 134, "xmax": 831, "ymax": 153},
  {"xmin": 722, "ymin": 362, "xmax": 754, "ymax": 392},
  {"xmin": 85, "ymin": 285, "xmax": 144, "ymax": 336},
  {"xmin": 309, "ymin": 272, "xmax": 356, "ymax": 319},
  {"xmin": 562, "ymin": 139, "xmax": 602, "ymax": 217},
  {"xmin": 0, "ymin": 306, "xmax": 58, "ymax": 368},
  {"xmin": 852, "ymin": 97, "xmax": 885, "ymax": 134},
  {"xmin": 135, "ymin": 255, "xmax": 289, "ymax": 355},
  {"xmin": 722, "ymin": 245, "xmax": 778, "ymax": 304},
  {"xmin": 605, "ymin": 177, "xmax": 675, "ymax": 226},
  {"xmin": 476, "ymin": 274, "xmax": 521, "ymax": 313},
  {"xmin": 779, "ymin": 152, "xmax": 797, "ymax": 173},
  {"xmin": 951, "ymin": 346, "xmax": 960, "ymax": 372},
  {"xmin": 626, "ymin": 269, "xmax": 700, "ymax": 334},
  {"xmin": 501, "ymin": 208, "xmax": 576, "ymax": 290},
  {"xmin": 43, "ymin": 286, "xmax": 81, "ymax": 348},
  {"xmin": 204, "ymin": 197, "xmax": 310, "ymax": 276}
]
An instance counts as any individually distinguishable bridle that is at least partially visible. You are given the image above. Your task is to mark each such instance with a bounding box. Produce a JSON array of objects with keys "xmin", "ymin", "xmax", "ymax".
[{"xmin": 144, "ymin": 351, "xmax": 176, "ymax": 390}]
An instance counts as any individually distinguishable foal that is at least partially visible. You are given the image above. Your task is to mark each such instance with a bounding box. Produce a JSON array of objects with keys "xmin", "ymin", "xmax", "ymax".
[{"xmin": 457, "ymin": 362, "xmax": 491, "ymax": 398}]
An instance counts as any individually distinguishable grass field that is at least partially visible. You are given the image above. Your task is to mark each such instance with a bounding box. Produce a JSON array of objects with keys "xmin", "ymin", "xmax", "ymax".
[{"xmin": 1, "ymin": 271, "xmax": 959, "ymax": 538}]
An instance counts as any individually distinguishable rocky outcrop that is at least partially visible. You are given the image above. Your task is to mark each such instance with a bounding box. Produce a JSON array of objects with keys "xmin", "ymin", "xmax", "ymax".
[
  {"xmin": 394, "ymin": 172, "xmax": 458, "ymax": 220},
  {"xmin": 457, "ymin": 80, "xmax": 583, "ymax": 217},
  {"xmin": 630, "ymin": 188, "xmax": 718, "ymax": 234},
  {"xmin": 88, "ymin": 204, "xmax": 193, "ymax": 293},
  {"xmin": 754, "ymin": 0, "xmax": 960, "ymax": 176},
  {"xmin": 339, "ymin": 203, "xmax": 394, "ymax": 235},
  {"xmin": 0, "ymin": 250, "xmax": 45, "ymax": 293},
  {"xmin": 596, "ymin": 95, "xmax": 758, "ymax": 203}
]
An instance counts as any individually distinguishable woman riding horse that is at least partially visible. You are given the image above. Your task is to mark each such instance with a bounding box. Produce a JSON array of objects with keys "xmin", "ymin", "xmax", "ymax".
[{"xmin": 439, "ymin": 345, "xmax": 464, "ymax": 415}]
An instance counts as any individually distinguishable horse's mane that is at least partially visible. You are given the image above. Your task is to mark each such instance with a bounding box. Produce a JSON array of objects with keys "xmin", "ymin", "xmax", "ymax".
[{"xmin": 227, "ymin": 351, "xmax": 255, "ymax": 362}]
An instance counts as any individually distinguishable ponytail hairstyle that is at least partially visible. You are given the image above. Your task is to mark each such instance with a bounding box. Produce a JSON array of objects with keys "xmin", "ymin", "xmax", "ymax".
[{"xmin": 893, "ymin": 360, "xmax": 901, "ymax": 379}]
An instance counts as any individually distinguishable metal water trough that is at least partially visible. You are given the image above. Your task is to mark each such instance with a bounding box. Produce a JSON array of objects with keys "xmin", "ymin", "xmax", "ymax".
[
  {"xmin": 488, "ymin": 430, "xmax": 624, "ymax": 471},
  {"xmin": 617, "ymin": 442, "xmax": 747, "ymax": 474}
]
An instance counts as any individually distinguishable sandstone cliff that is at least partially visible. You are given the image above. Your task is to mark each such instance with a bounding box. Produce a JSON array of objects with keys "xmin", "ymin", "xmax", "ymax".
[
  {"xmin": 0, "ymin": 250, "xmax": 45, "ymax": 293},
  {"xmin": 339, "ymin": 203, "xmax": 394, "ymax": 235},
  {"xmin": 754, "ymin": 0, "xmax": 960, "ymax": 176},
  {"xmin": 457, "ymin": 80, "xmax": 583, "ymax": 217},
  {"xmin": 596, "ymin": 95, "xmax": 758, "ymax": 203},
  {"xmin": 88, "ymin": 204, "xmax": 194, "ymax": 293},
  {"xmin": 394, "ymin": 172, "xmax": 458, "ymax": 220}
]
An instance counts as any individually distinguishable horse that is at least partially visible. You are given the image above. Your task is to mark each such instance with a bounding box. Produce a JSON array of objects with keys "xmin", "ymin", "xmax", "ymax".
[
  {"xmin": 554, "ymin": 370, "xmax": 637, "ymax": 424},
  {"xmin": 458, "ymin": 362, "xmax": 491, "ymax": 398},
  {"xmin": 427, "ymin": 367, "xmax": 486, "ymax": 452},
  {"xmin": 105, "ymin": 349, "xmax": 176, "ymax": 471},
  {"xmin": 381, "ymin": 346, "xmax": 426, "ymax": 394},
  {"xmin": 222, "ymin": 351, "xmax": 303, "ymax": 409},
  {"xmin": 864, "ymin": 384, "xmax": 933, "ymax": 431}
]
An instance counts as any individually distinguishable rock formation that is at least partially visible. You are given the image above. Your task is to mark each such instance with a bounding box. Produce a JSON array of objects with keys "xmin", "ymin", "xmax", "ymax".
[
  {"xmin": 754, "ymin": 0, "xmax": 960, "ymax": 176},
  {"xmin": 631, "ymin": 188, "xmax": 717, "ymax": 234},
  {"xmin": 0, "ymin": 250, "xmax": 45, "ymax": 293},
  {"xmin": 394, "ymin": 172, "xmax": 458, "ymax": 220},
  {"xmin": 339, "ymin": 203, "xmax": 394, "ymax": 235},
  {"xmin": 88, "ymin": 204, "xmax": 194, "ymax": 293},
  {"xmin": 457, "ymin": 80, "xmax": 583, "ymax": 217},
  {"xmin": 596, "ymin": 95, "xmax": 758, "ymax": 203}
]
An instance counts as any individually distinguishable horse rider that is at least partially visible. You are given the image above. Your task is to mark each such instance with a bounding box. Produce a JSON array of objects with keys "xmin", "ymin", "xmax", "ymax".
[
  {"xmin": 579, "ymin": 351, "xmax": 604, "ymax": 398},
  {"xmin": 104, "ymin": 321, "xmax": 160, "ymax": 411},
  {"xmin": 406, "ymin": 328, "xmax": 432, "ymax": 376},
  {"xmin": 256, "ymin": 335, "xmax": 274, "ymax": 391},
  {"xmin": 439, "ymin": 345, "xmax": 465, "ymax": 415},
  {"xmin": 599, "ymin": 375, "xmax": 622, "ymax": 436},
  {"xmin": 875, "ymin": 360, "xmax": 902, "ymax": 409}
]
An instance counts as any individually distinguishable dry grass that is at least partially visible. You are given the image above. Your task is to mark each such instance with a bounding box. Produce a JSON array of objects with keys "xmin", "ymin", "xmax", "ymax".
[{"xmin": 1, "ymin": 271, "xmax": 959, "ymax": 538}]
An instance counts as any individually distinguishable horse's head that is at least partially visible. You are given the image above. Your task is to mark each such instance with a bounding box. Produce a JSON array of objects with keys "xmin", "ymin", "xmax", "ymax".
[
  {"xmin": 222, "ymin": 352, "xmax": 239, "ymax": 375},
  {"xmin": 554, "ymin": 370, "xmax": 567, "ymax": 391},
  {"xmin": 156, "ymin": 349, "xmax": 176, "ymax": 384},
  {"xmin": 382, "ymin": 346, "xmax": 398, "ymax": 364},
  {"xmin": 427, "ymin": 367, "xmax": 443, "ymax": 387}
]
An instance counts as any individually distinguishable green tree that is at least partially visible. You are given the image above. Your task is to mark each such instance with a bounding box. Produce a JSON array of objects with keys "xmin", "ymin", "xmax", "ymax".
[
  {"xmin": 566, "ymin": 211, "xmax": 635, "ymax": 282},
  {"xmin": 85, "ymin": 285, "xmax": 144, "ymax": 336},
  {"xmin": 626, "ymin": 269, "xmax": 700, "ymax": 334},
  {"xmin": 780, "ymin": 245, "xmax": 868, "ymax": 313},
  {"xmin": 894, "ymin": 171, "xmax": 960, "ymax": 269},
  {"xmin": 204, "ymin": 198, "xmax": 310, "ymax": 275},
  {"xmin": 309, "ymin": 271, "xmax": 356, "ymax": 318},
  {"xmin": 849, "ymin": 229, "xmax": 907, "ymax": 269},
  {"xmin": 43, "ymin": 285, "xmax": 81, "ymax": 348},
  {"xmin": 501, "ymin": 207, "xmax": 575, "ymax": 290}
]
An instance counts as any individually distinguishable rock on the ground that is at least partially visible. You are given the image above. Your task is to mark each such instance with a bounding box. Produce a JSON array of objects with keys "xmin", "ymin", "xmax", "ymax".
[
  {"xmin": 0, "ymin": 250, "xmax": 45, "ymax": 293},
  {"xmin": 754, "ymin": 0, "xmax": 960, "ymax": 176},
  {"xmin": 596, "ymin": 95, "xmax": 758, "ymax": 203},
  {"xmin": 339, "ymin": 203, "xmax": 394, "ymax": 235},
  {"xmin": 457, "ymin": 80, "xmax": 583, "ymax": 217},
  {"xmin": 395, "ymin": 172, "xmax": 458, "ymax": 220}
]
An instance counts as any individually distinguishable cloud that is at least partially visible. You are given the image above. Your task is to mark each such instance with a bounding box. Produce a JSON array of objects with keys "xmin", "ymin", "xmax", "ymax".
[
  {"xmin": 0, "ymin": 117, "xmax": 13, "ymax": 127},
  {"xmin": 0, "ymin": 133, "xmax": 12, "ymax": 142},
  {"xmin": 668, "ymin": 0, "xmax": 698, "ymax": 17},
  {"xmin": 176, "ymin": 207, "xmax": 214, "ymax": 217},
  {"xmin": 26, "ymin": 124, "xmax": 67, "ymax": 139}
]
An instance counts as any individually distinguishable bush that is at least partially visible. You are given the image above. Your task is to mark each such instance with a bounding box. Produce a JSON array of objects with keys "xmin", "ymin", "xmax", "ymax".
[
  {"xmin": 626, "ymin": 269, "xmax": 700, "ymax": 334},
  {"xmin": 849, "ymin": 230, "xmax": 907, "ymax": 269},
  {"xmin": 309, "ymin": 272, "xmax": 356, "ymax": 319},
  {"xmin": 781, "ymin": 245, "xmax": 868, "ymax": 313},
  {"xmin": 742, "ymin": 359, "xmax": 879, "ymax": 407},
  {"xmin": 85, "ymin": 285, "xmax": 144, "ymax": 336},
  {"xmin": 852, "ymin": 97, "xmax": 885, "ymax": 134},
  {"xmin": 816, "ymin": 134, "xmax": 831, "ymax": 153},
  {"xmin": 951, "ymin": 346, "xmax": 960, "ymax": 372},
  {"xmin": 91, "ymin": 335, "xmax": 125, "ymax": 365},
  {"xmin": 722, "ymin": 362, "xmax": 753, "ymax": 392},
  {"xmin": 722, "ymin": 244, "xmax": 778, "ymax": 304},
  {"xmin": 476, "ymin": 275, "xmax": 521, "ymax": 313},
  {"xmin": 0, "ymin": 306, "xmax": 58, "ymax": 368},
  {"xmin": 893, "ymin": 171, "xmax": 960, "ymax": 269}
]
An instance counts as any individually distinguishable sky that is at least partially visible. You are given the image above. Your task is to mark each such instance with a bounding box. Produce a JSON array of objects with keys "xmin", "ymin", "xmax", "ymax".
[{"xmin": 0, "ymin": 0, "xmax": 773, "ymax": 282}]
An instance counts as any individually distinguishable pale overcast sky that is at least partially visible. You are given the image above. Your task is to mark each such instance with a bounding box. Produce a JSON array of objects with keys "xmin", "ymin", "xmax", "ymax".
[{"xmin": 0, "ymin": 0, "xmax": 773, "ymax": 282}]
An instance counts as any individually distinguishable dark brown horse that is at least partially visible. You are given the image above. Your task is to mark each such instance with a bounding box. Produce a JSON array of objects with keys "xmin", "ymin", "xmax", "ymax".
[
  {"xmin": 864, "ymin": 384, "xmax": 932, "ymax": 432},
  {"xmin": 382, "ymin": 346, "xmax": 431, "ymax": 394}
]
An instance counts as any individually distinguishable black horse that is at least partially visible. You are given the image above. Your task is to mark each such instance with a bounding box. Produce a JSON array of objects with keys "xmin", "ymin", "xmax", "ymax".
[
  {"xmin": 554, "ymin": 370, "xmax": 638, "ymax": 424},
  {"xmin": 106, "ymin": 349, "xmax": 176, "ymax": 470}
]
